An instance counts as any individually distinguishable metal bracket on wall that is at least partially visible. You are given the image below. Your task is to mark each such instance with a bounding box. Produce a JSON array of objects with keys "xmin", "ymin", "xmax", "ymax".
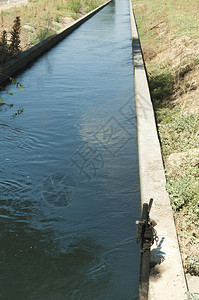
[{"xmin": 136, "ymin": 198, "xmax": 158, "ymax": 300}]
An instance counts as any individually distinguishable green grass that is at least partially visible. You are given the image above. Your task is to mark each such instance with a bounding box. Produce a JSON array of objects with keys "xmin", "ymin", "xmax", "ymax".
[
  {"xmin": 67, "ymin": 0, "xmax": 82, "ymax": 14},
  {"xmin": 148, "ymin": 70, "xmax": 174, "ymax": 108},
  {"xmin": 158, "ymin": 112, "xmax": 199, "ymax": 155},
  {"xmin": 186, "ymin": 257, "xmax": 199, "ymax": 277},
  {"xmin": 186, "ymin": 291, "xmax": 199, "ymax": 300},
  {"xmin": 29, "ymin": 27, "xmax": 53, "ymax": 45},
  {"xmin": 167, "ymin": 174, "xmax": 199, "ymax": 214},
  {"xmin": 54, "ymin": 15, "xmax": 61, "ymax": 23},
  {"xmin": 85, "ymin": 0, "xmax": 103, "ymax": 12}
]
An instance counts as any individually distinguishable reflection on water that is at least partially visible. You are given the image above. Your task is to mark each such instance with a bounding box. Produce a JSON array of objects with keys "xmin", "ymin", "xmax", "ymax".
[{"xmin": 0, "ymin": 0, "xmax": 140, "ymax": 299}]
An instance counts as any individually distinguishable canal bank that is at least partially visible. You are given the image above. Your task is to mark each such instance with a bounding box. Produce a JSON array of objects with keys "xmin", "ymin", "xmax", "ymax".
[{"xmin": 129, "ymin": 0, "xmax": 188, "ymax": 299}]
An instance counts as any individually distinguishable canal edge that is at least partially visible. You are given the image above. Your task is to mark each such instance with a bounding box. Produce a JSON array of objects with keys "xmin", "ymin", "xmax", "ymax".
[
  {"xmin": 129, "ymin": 0, "xmax": 188, "ymax": 299},
  {"xmin": 0, "ymin": 0, "xmax": 112, "ymax": 85}
]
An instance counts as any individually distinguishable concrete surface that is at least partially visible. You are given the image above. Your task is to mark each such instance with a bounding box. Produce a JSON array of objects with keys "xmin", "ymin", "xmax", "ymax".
[
  {"xmin": 129, "ymin": 0, "xmax": 188, "ymax": 299},
  {"xmin": 0, "ymin": 0, "xmax": 112, "ymax": 85}
]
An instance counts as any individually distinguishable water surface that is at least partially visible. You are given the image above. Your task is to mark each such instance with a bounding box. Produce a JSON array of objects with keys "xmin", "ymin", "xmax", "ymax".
[{"xmin": 0, "ymin": 0, "xmax": 140, "ymax": 299}]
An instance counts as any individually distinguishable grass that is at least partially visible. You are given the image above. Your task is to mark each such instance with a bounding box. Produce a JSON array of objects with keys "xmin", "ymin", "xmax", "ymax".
[
  {"xmin": 186, "ymin": 292, "xmax": 199, "ymax": 300},
  {"xmin": 148, "ymin": 69, "xmax": 174, "ymax": 108},
  {"xmin": 67, "ymin": 0, "xmax": 82, "ymax": 14},
  {"xmin": 85, "ymin": 0, "xmax": 103, "ymax": 12},
  {"xmin": 157, "ymin": 111, "xmax": 199, "ymax": 155},
  {"xmin": 54, "ymin": 15, "xmax": 61, "ymax": 23},
  {"xmin": 133, "ymin": 0, "xmax": 199, "ymax": 275},
  {"xmin": 29, "ymin": 27, "xmax": 53, "ymax": 45}
]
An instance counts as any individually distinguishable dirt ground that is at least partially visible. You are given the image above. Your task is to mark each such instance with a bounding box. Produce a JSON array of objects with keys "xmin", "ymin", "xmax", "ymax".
[{"xmin": 0, "ymin": 0, "xmax": 28, "ymax": 11}]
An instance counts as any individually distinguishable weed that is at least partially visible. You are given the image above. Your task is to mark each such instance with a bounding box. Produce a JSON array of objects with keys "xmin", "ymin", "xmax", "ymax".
[
  {"xmin": 193, "ymin": 57, "xmax": 199, "ymax": 65},
  {"xmin": 55, "ymin": 15, "xmax": 61, "ymax": 23},
  {"xmin": 70, "ymin": 12, "xmax": 79, "ymax": 20},
  {"xmin": 177, "ymin": 56, "xmax": 199, "ymax": 78},
  {"xmin": 158, "ymin": 113, "xmax": 199, "ymax": 155},
  {"xmin": 167, "ymin": 175, "xmax": 199, "ymax": 212},
  {"xmin": 30, "ymin": 16, "xmax": 53, "ymax": 44},
  {"xmin": 85, "ymin": 0, "xmax": 102, "ymax": 12},
  {"xmin": 67, "ymin": 0, "xmax": 82, "ymax": 14},
  {"xmin": 148, "ymin": 70, "xmax": 174, "ymax": 108},
  {"xmin": 51, "ymin": 23, "xmax": 61, "ymax": 31},
  {"xmin": 186, "ymin": 291, "xmax": 199, "ymax": 300},
  {"xmin": 56, "ymin": 3, "xmax": 61, "ymax": 11},
  {"xmin": 185, "ymin": 256, "xmax": 199, "ymax": 276},
  {"xmin": 29, "ymin": 27, "xmax": 53, "ymax": 44},
  {"xmin": 2, "ymin": 11, "xmax": 10, "ymax": 16},
  {"xmin": 156, "ymin": 105, "xmax": 180, "ymax": 124},
  {"xmin": 179, "ymin": 64, "xmax": 192, "ymax": 78}
]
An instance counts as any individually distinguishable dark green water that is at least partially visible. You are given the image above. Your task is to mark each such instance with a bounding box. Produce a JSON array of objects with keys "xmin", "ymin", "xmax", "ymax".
[{"xmin": 0, "ymin": 0, "xmax": 140, "ymax": 299}]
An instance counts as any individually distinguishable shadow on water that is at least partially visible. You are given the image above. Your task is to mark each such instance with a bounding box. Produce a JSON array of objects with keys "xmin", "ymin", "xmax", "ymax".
[{"xmin": 0, "ymin": 224, "xmax": 110, "ymax": 299}]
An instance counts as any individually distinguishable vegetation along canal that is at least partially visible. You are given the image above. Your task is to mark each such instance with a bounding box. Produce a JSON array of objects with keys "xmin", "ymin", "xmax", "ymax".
[{"xmin": 0, "ymin": 0, "xmax": 141, "ymax": 298}]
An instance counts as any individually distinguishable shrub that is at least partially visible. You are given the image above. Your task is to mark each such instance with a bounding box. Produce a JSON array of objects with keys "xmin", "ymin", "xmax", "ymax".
[
  {"xmin": 9, "ymin": 16, "xmax": 21, "ymax": 56},
  {"xmin": 0, "ymin": 30, "xmax": 9, "ymax": 63}
]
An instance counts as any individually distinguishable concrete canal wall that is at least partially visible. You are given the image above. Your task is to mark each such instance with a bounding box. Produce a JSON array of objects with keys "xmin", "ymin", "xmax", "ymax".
[
  {"xmin": 129, "ymin": 0, "xmax": 188, "ymax": 299},
  {"xmin": 0, "ymin": 0, "xmax": 111, "ymax": 85}
]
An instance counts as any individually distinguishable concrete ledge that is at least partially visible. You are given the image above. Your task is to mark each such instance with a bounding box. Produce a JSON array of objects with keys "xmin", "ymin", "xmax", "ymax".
[
  {"xmin": 0, "ymin": 0, "xmax": 111, "ymax": 85},
  {"xmin": 129, "ymin": 1, "xmax": 188, "ymax": 299}
]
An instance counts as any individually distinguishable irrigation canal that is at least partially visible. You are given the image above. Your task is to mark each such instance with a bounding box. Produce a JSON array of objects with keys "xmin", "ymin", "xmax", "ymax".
[{"xmin": 0, "ymin": 0, "xmax": 141, "ymax": 298}]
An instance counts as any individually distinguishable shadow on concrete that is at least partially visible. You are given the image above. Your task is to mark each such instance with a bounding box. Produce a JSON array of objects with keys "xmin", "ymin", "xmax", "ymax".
[
  {"xmin": 150, "ymin": 237, "xmax": 166, "ymax": 268},
  {"xmin": 132, "ymin": 37, "xmax": 145, "ymax": 70},
  {"xmin": 149, "ymin": 237, "xmax": 166, "ymax": 281}
]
